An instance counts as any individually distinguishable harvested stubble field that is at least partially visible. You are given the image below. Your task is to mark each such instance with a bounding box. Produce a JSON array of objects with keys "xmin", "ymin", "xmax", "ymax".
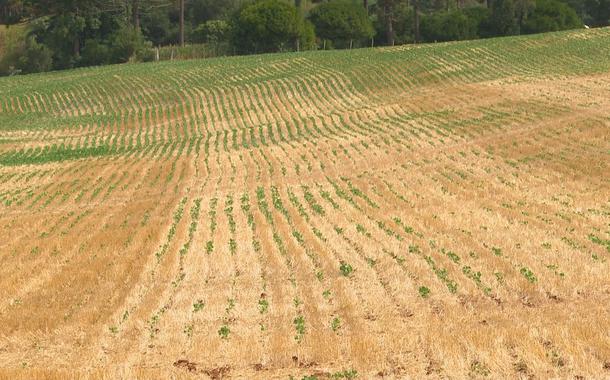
[{"xmin": 0, "ymin": 28, "xmax": 609, "ymax": 379}]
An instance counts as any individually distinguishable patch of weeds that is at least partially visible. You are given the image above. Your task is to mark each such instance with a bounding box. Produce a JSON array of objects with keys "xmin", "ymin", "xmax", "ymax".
[
  {"xmin": 258, "ymin": 298, "xmax": 269, "ymax": 314},
  {"xmin": 441, "ymin": 248, "xmax": 460, "ymax": 264},
  {"xmin": 218, "ymin": 325, "xmax": 230, "ymax": 339},
  {"xmin": 546, "ymin": 264, "xmax": 564, "ymax": 277},
  {"xmin": 520, "ymin": 267, "xmax": 537, "ymax": 283},
  {"xmin": 418, "ymin": 286, "xmax": 430, "ymax": 298},
  {"xmin": 462, "ymin": 266, "xmax": 482, "ymax": 286},
  {"xmin": 331, "ymin": 369, "xmax": 358, "ymax": 379},
  {"xmin": 469, "ymin": 360, "xmax": 491, "ymax": 377},
  {"xmin": 356, "ymin": 224, "xmax": 371, "ymax": 238},
  {"xmin": 320, "ymin": 189, "xmax": 340, "ymax": 210},
  {"xmin": 331, "ymin": 317, "xmax": 341, "ymax": 332},
  {"xmin": 424, "ymin": 256, "xmax": 458, "ymax": 293},
  {"xmin": 183, "ymin": 324, "xmax": 193, "ymax": 337},
  {"xmin": 193, "ymin": 300, "xmax": 205, "ymax": 312},
  {"xmin": 377, "ymin": 220, "xmax": 402, "ymax": 241},
  {"xmin": 225, "ymin": 298, "xmax": 236, "ymax": 314},
  {"xmin": 589, "ymin": 234, "xmax": 610, "ymax": 253},
  {"xmin": 492, "ymin": 247, "xmax": 503, "ymax": 257},
  {"xmin": 561, "ymin": 236, "xmax": 580, "ymax": 249},
  {"xmin": 494, "ymin": 271, "xmax": 504, "ymax": 284}
]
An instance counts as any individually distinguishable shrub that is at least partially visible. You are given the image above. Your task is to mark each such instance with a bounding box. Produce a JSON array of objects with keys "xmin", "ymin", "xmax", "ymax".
[
  {"xmin": 0, "ymin": 35, "xmax": 52, "ymax": 75},
  {"xmin": 110, "ymin": 25, "xmax": 152, "ymax": 63}
]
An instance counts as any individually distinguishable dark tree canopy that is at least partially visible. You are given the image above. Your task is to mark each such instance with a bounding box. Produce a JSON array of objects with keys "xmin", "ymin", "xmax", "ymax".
[
  {"xmin": 232, "ymin": 0, "xmax": 312, "ymax": 54},
  {"xmin": 309, "ymin": 0, "xmax": 374, "ymax": 46},
  {"xmin": 523, "ymin": 0, "xmax": 582, "ymax": 33}
]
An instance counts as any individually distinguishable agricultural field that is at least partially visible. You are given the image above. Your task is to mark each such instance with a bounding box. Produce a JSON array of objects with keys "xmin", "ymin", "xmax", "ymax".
[{"xmin": 0, "ymin": 28, "xmax": 609, "ymax": 379}]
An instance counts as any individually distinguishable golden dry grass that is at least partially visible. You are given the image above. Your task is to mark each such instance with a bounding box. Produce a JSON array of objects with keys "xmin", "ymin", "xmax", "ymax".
[{"xmin": 0, "ymin": 28, "xmax": 609, "ymax": 379}]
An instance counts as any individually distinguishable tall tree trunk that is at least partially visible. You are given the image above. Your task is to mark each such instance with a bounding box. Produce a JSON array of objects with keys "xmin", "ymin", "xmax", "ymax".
[
  {"xmin": 364, "ymin": 0, "xmax": 368, "ymax": 14},
  {"xmin": 179, "ymin": 0, "xmax": 185, "ymax": 47},
  {"xmin": 132, "ymin": 0, "xmax": 140, "ymax": 30},
  {"xmin": 73, "ymin": 7, "xmax": 80, "ymax": 57},
  {"xmin": 385, "ymin": 4, "xmax": 394, "ymax": 46},
  {"xmin": 414, "ymin": 0, "xmax": 420, "ymax": 43}
]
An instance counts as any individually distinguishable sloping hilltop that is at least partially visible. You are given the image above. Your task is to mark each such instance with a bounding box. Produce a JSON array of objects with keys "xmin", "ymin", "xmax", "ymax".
[{"xmin": 0, "ymin": 28, "xmax": 609, "ymax": 379}]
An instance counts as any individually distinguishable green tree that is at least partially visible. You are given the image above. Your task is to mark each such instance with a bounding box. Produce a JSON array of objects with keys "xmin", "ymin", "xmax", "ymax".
[
  {"xmin": 309, "ymin": 0, "xmax": 374, "ymax": 48},
  {"xmin": 583, "ymin": 0, "xmax": 610, "ymax": 26},
  {"xmin": 522, "ymin": 0, "xmax": 582, "ymax": 32},
  {"xmin": 488, "ymin": 0, "xmax": 518, "ymax": 35},
  {"xmin": 421, "ymin": 10, "xmax": 480, "ymax": 41},
  {"xmin": 192, "ymin": 19, "xmax": 231, "ymax": 44},
  {"xmin": 0, "ymin": 34, "xmax": 52, "ymax": 75},
  {"xmin": 232, "ymin": 0, "xmax": 314, "ymax": 54}
]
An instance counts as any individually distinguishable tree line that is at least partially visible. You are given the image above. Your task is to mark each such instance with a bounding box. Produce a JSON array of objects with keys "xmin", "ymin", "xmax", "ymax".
[{"xmin": 0, "ymin": 0, "xmax": 608, "ymax": 76}]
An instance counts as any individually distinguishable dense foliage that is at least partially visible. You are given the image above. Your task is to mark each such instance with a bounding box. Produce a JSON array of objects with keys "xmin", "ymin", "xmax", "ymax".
[
  {"xmin": 0, "ymin": 0, "xmax": 605, "ymax": 76},
  {"xmin": 232, "ymin": 0, "xmax": 313, "ymax": 53},
  {"xmin": 309, "ymin": 0, "xmax": 374, "ymax": 48}
]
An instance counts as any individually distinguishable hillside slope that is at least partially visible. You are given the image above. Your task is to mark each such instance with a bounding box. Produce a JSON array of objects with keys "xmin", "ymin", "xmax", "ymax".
[{"xmin": 0, "ymin": 28, "xmax": 609, "ymax": 379}]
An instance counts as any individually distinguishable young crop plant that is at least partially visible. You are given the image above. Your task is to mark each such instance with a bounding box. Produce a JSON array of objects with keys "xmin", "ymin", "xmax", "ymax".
[
  {"xmin": 441, "ymin": 248, "xmax": 461, "ymax": 264},
  {"xmin": 339, "ymin": 261, "xmax": 354, "ymax": 277},
  {"xmin": 419, "ymin": 286, "xmax": 431, "ymax": 298},
  {"xmin": 331, "ymin": 317, "xmax": 341, "ymax": 332},
  {"xmin": 294, "ymin": 315, "xmax": 306, "ymax": 342},
  {"xmin": 376, "ymin": 220, "xmax": 403, "ymax": 241},
  {"xmin": 225, "ymin": 195, "xmax": 236, "ymax": 234},
  {"xmin": 341, "ymin": 177, "xmax": 379, "ymax": 209},
  {"xmin": 256, "ymin": 187, "xmax": 273, "ymax": 224},
  {"xmin": 319, "ymin": 188, "xmax": 340, "ymax": 210},
  {"xmin": 205, "ymin": 240, "xmax": 214, "ymax": 255},
  {"xmin": 193, "ymin": 300, "xmax": 205, "ymax": 312},
  {"xmin": 356, "ymin": 224, "xmax": 371, "ymax": 238},
  {"xmin": 425, "ymin": 256, "xmax": 458, "ymax": 294},
  {"xmin": 218, "ymin": 325, "xmax": 230, "ymax": 339},
  {"xmin": 589, "ymin": 234, "xmax": 610, "ymax": 253},
  {"xmin": 331, "ymin": 369, "xmax": 358, "ymax": 379},
  {"xmin": 155, "ymin": 197, "xmax": 187, "ymax": 262},
  {"xmin": 258, "ymin": 298, "xmax": 269, "ymax": 314},
  {"xmin": 302, "ymin": 185, "xmax": 325, "ymax": 216},
  {"xmin": 520, "ymin": 267, "xmax": 537, "ymax": 283}
]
